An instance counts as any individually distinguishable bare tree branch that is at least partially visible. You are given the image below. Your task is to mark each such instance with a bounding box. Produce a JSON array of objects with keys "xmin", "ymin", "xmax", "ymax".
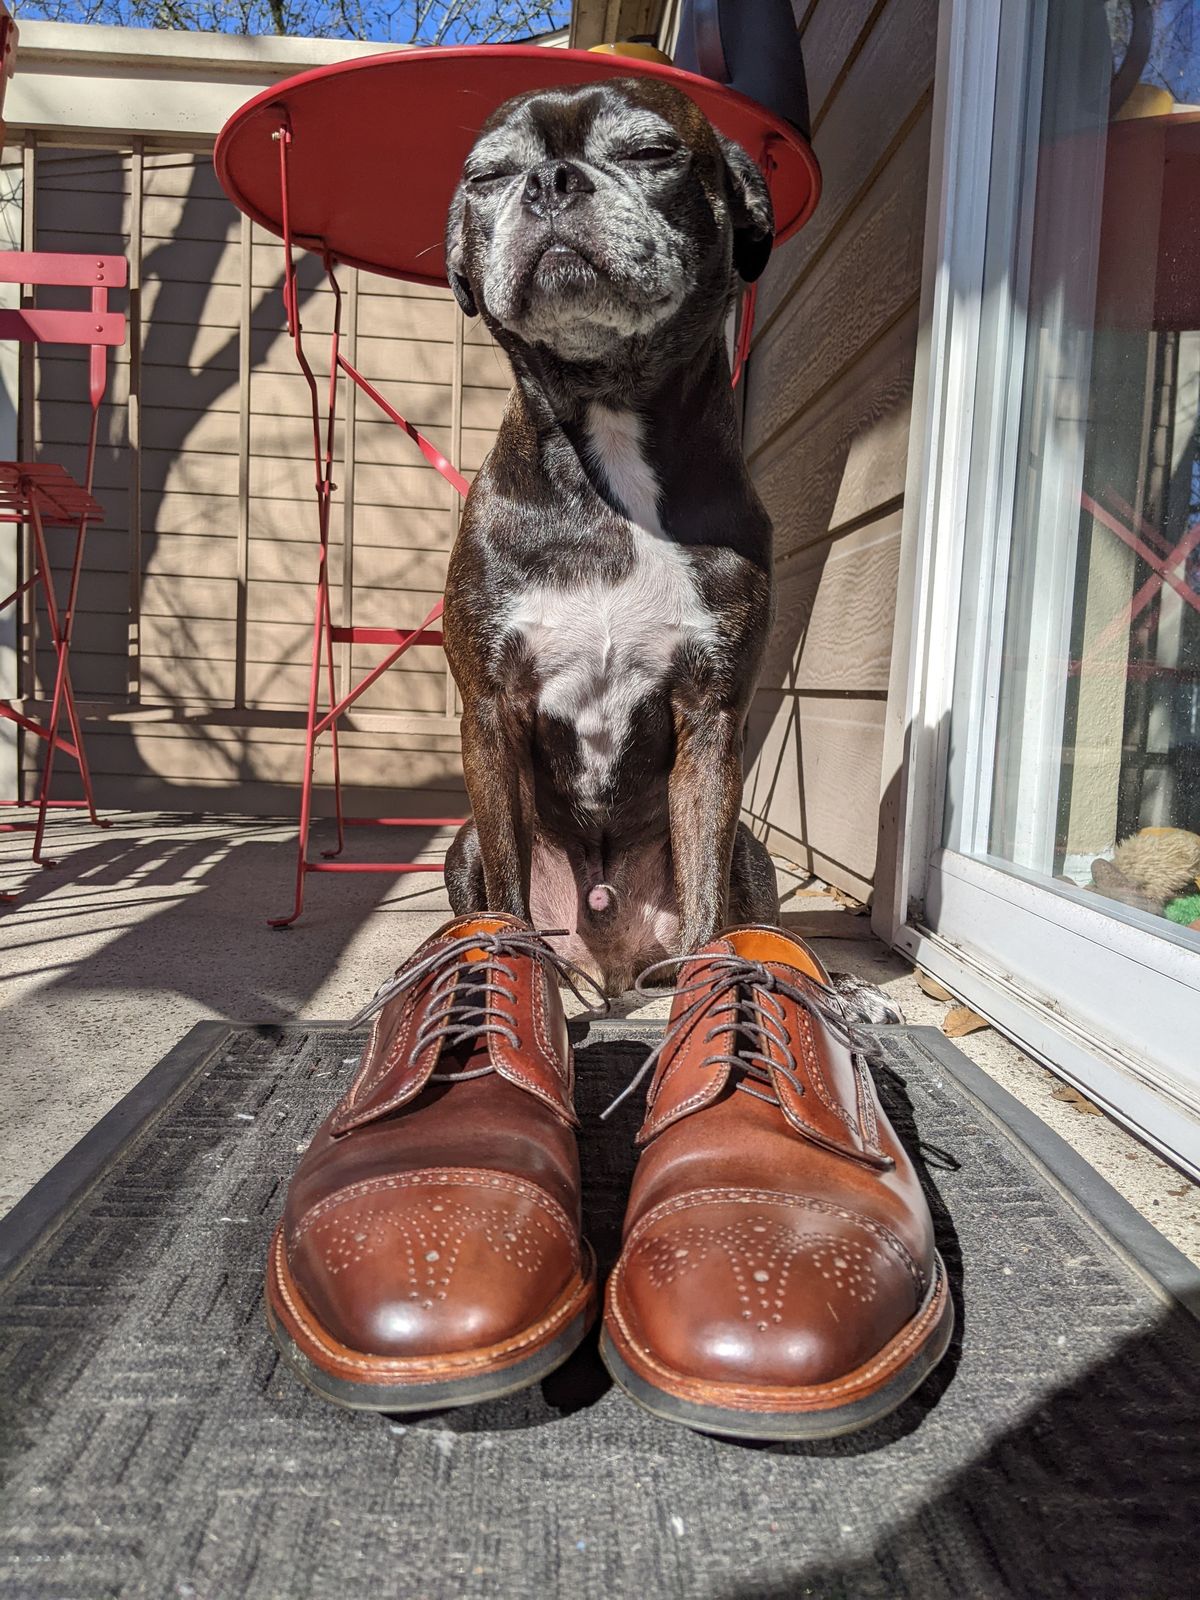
[{"xmin": 12, "ymin": 0, "xmax": 570, "ymax": 46}]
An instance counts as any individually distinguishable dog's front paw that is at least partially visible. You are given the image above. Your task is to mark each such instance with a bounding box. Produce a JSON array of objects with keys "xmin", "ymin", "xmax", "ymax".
[{"xmin": 827, "ymin": 972, "xmax": 905, "ymax": 1027}]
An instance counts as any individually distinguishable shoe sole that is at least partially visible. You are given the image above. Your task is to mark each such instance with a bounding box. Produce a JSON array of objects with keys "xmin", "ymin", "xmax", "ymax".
[
  {"xmin": 265, "ymin": 1225, "xmax": 597, "ymax": 1414},
  {"xmin": 600, "ymin": 1250, "xmax": 954, "ymax": 1441}
]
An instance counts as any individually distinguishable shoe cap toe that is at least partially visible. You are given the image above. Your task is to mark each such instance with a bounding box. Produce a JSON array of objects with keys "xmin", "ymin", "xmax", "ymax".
[
  {"xmin": 619, "ymin": 1199, "xmax": 922, "ymax": 1389},
  {"xmin": 287, "ymin": 1175, "xmax": 577, "ymax": 1358}
]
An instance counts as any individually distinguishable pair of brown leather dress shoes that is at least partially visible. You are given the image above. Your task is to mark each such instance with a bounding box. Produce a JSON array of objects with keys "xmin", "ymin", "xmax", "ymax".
[{"xmin": 267, "ymin": 914, "xmax": 953, "ymax": 1439}]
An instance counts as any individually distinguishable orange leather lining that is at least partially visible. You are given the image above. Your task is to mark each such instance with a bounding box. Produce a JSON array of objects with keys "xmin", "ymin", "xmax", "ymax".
[
  {"xmin": 722, "ymin": 926, "xmax": 828, "ymax": 983},
  {"xmin": 455, "ymin": 915, "xmax": 515, "ymax": 961}
]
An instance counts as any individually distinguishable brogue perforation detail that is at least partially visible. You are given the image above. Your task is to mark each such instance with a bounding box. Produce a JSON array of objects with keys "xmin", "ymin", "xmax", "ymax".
[
  {"xmin": 311, "ymin": 1194, "xmax": 557, "ymax": 1304},
  {"xmin": 491, "ymin": 955, "xmax": 572, "ymax": 1118},
  {"xmin": 625, "ymin": 1188, "xmax": 925, "ymax": 1296},
  {"xmin": 855, "ymin": 1057, "xmax": 882, "ymax": 1150},
  {"xmin": 791, "ymin": 1004, "xmax": 858, "ymax": 1134},
  {"xmin": 636, "ymin": 1216, "xmax": 883, "ymax": 1332},
  {"xmin": 291, "ymin": 1167, "xmax": 580, "ymax": 1273}
]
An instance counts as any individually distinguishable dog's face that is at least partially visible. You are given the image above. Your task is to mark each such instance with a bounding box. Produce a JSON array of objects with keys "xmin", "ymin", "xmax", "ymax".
[{"xmin": 445, "ymin": 79, "xmax": 774, "ymax": 361}]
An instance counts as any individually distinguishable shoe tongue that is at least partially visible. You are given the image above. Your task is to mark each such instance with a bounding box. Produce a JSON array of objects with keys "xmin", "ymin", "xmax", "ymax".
[
  {"xmin": 444, "ymin": 961, "xmax": 497, "ymax": 1072},
  {"xmin": 720, "ymin": 925, "xmax": 831, "ymax": 985},
  {"xmin": 442, "ymin": 913, "xmax": 529, "ymax": 963}
]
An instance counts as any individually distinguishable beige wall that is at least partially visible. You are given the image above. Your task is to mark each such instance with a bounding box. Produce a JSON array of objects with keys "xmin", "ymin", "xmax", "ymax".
[
  {"xmin": 17, "ymin": 138, "xmax": 501, "ymax": 816},
  {"xmin": 741, "ymin": 0, "xmax": 937, "ymax": 900},
  {"xmin": 13, "ymin": 8, "xmax": 937, "ymax": 874}
]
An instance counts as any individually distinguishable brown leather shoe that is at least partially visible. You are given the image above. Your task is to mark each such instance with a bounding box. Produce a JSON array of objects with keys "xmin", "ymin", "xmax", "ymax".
[
  {"xmin": 266, "ymin": 914, "xmax": 599, "ymax": 1412},
  {"xmin": 600, "ymin": 925, "xmax": 953, "ymax": 1439}
]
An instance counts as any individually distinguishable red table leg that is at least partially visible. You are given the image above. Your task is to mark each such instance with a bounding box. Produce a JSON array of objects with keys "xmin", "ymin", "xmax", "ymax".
[
  {"xmin": 28, "ymin": 497, "xmax": 108, "ymax": 865},
  {"xmin": 266, "ymin": 122, "xmax": 466, "ymax": 927}
]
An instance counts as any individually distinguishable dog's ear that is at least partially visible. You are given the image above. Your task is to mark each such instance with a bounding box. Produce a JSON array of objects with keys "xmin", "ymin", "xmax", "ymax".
[
  {"xmin": 444, "ymin": 181, "xmax": 479, "ymax": 318},
  {"xmin": 717, "ymin": 133, "xmax": 775, "ymax": 283}
]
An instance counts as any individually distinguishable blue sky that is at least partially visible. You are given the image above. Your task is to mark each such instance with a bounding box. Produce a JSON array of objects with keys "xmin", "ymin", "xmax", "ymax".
[{"xmin": 11, "ymin": 1, "xmax": 573, "ymax": 44}]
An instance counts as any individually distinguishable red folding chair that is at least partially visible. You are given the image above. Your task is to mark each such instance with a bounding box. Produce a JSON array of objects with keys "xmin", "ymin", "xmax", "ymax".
[{"xmin": 0, "ymin": 251, "xmax": 127, "ymax": 872}]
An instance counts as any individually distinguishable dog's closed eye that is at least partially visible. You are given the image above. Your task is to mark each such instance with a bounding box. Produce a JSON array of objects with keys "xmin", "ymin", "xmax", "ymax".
[
  {"xmin": 468, "ymin": 167, "xmax": 518, "ymax": 188},
  {"xmin": 617, "ymin": 144, "xmax": 684, "ymax": 165}
]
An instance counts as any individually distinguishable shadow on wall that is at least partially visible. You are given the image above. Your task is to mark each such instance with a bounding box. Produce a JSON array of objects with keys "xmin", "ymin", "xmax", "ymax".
[
  {"xmin": 28, "ymin": 150, "xmax": 461, "ymax": 820},
  {"xmin": 738, "ymin": 319, "xmax": 918, "ymax": 897}
]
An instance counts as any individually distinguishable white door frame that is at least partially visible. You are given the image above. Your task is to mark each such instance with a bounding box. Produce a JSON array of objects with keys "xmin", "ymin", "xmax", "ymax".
[{"xmin": 875, "ymin": 0, "xmax": 1200, "ymax": 1177}]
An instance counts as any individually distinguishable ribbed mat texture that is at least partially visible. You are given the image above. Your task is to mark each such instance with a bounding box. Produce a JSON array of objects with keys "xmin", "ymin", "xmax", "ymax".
[{"xmin": 1, "ymin": 1023, "xmax": 1196, "ymax": 1599}]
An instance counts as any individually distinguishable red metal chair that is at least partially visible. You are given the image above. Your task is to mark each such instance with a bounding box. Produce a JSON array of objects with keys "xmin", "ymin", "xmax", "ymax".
[
  {"xmin": 262, "ymin": 221, "xmax": 465, "ymax": 929},
  {"xmin": 0, "ymin": 251, "xmax": 127, "ymax": 871}
]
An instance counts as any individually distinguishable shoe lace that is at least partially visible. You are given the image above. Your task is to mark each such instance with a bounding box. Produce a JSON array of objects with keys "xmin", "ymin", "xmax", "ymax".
[
  {"xmin": 601, "ymin": 952, "xmax": 885, "ymax": 1121},
  {"xmin": 345, "ymin": 927, "xmax": 609, "ymax": 1083}
]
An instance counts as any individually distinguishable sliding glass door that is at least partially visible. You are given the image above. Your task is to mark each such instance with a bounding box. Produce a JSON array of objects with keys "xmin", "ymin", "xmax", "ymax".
[{"xmin": 892, "ymin": 0, "xmax": 1200, "ymax": 1173}]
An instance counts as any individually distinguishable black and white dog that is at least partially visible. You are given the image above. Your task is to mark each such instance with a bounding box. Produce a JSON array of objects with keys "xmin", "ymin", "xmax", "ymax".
[{"xmin": 441, "ymin": 75, "xmax": 890, "ymax": 1018}]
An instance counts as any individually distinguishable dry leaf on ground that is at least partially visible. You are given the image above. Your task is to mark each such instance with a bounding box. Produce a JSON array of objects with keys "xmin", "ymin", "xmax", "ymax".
[
  {"xmin": 830, "ymin": 886, "xmax": 869, "ymax": 915},
  {"xmin": 1050, "ymin": 1084, "xmax": 1102, "ymax": 1116},
  {"xmin": 943, "ymin": 1005, "xmax": 990, "ymax": 1037},
  {"xmin": 915, "ymin": 969, "xmax": 955, "ymax": 1003}
]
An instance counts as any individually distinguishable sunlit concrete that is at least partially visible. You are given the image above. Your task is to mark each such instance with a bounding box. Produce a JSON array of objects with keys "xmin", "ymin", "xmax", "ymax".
[{"xmin": 2, "ymin": 811, "xmax": 1196, "ymax": 1267}]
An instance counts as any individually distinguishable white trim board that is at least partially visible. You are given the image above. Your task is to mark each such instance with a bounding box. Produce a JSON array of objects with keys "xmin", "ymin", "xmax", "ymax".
[
  {"xmin": 874, "ymin": 0, "xmax": 1003, "ymax": 946},
  {"xmin": 5, "ymin": 21, "xmax": 413, "ymax": 144},
  {"xmin": 897, "ymin": 915, "xmax": 1200, "ymax": 1183}
]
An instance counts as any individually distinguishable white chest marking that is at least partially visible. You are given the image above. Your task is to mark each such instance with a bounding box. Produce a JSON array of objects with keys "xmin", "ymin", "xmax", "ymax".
[
  {"xmin": 505, "ymin": 405, "xmax": 715, "ymax": 805},
  {"xmin": 584, "ymin": 404, "xmax": 664, "ymax": 535}
]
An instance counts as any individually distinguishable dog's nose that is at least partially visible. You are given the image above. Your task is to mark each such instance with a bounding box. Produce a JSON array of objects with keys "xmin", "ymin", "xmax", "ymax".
[{"xmin": 522, "ymin": 160, "xmax": 594, "ymax": 218}]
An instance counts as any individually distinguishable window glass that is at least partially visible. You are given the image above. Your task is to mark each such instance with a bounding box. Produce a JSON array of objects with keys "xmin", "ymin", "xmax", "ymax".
[{"xmin": 947, "ymin": 0, "xmax": 1200, "ymax": 949}]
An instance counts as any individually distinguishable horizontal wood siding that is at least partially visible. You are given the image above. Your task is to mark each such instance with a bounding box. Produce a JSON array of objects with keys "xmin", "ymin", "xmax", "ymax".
[
  {"xmin": 22, "ymin": 142, "xmax": 477, "ymax": 815},
  {"xmin": 741, "ymin": 0, "xmax": 937, "ymax": 899}
]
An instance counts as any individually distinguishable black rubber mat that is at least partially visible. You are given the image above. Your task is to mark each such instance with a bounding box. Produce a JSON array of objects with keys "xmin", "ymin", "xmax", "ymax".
[{"xmin": 1, "ymin": 1019, "xmax": 1197, "ymax": 1600}]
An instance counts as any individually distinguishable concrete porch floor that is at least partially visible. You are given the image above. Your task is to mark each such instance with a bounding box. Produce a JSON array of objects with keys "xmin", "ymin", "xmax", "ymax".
[{"xmin": 2, "ymin": 810, "xmax": 1198, "ymax": 1266}]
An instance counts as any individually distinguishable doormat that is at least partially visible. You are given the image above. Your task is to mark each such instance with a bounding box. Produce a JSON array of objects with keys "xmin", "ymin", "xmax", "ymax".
[{"xmin": 1, "ymin": 1019, "xmax": 1197, "ymax": 1600}]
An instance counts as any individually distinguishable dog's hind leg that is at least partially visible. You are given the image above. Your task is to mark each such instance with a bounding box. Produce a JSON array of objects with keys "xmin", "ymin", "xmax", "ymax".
[
  {"xmin": 728, "ymin": 821, "xmax": 779, "ymax": 925},
  {"xmin": 445, "ymin": 817, "xmax": 486, "ymax": 914},
  {"xmin": 827, "ymin": 973, "xmax": 904, "ymax": 1026}
]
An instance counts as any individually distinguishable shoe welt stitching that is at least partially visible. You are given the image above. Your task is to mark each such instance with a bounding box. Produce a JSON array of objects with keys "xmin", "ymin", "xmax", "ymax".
[{"xmin": 273, "ymin": 1230, "xmax": 591, "ymax": 1377}]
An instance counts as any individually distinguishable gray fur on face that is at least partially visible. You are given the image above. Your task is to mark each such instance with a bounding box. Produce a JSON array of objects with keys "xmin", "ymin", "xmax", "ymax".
[
  {"xmin": 466, "ymin": 102, "xmax": 694, "ymax": 353},
  {"xmin": 446, "ymin": 82, "xmax": 772, "ymax": 368}
]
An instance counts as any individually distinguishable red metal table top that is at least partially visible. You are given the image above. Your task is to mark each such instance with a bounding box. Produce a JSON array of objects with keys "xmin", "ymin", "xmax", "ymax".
[{"xmin": 214, "ymin": 45, "xmax": 820, "ymax": 286}]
